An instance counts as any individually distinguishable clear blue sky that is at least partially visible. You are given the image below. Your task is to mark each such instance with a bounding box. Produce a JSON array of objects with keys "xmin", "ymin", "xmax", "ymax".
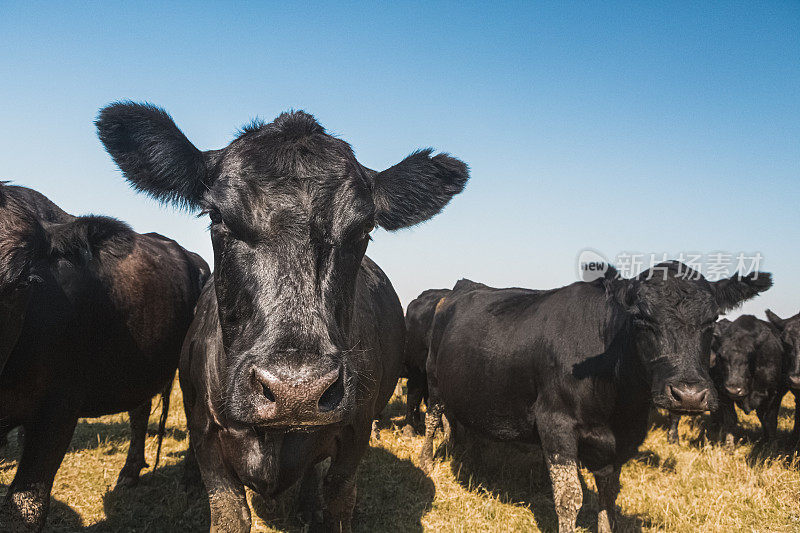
[{"xmin": 1, "ymin": 2, "xmax": 798, "ymax": 318}]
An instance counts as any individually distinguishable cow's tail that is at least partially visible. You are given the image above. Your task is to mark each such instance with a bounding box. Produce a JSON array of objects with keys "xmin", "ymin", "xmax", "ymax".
[{"xmin": 154, "ymin": 377, "xmax": 174, "ymax": 469}]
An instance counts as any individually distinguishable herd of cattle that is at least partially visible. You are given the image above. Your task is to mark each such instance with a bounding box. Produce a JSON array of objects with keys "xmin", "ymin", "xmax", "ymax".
[{"xmin": 0, "ymin": 102, "xmax": 796, "ymax": 533}]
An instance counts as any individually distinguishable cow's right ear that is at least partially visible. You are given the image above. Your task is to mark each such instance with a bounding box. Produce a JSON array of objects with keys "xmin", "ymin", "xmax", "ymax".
[
  {"xmin": 96, "ymin": 102, "xmax": 214, "ymax": 209},
  {"xmin": 765, "ymin": 309, "xmax": 786, "ymax": 331}
]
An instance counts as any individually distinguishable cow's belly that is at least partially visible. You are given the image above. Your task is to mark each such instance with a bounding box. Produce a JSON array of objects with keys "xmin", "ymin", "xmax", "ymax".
[
  {"xmin": 436, "ymin": 343, "xmax": 538, "ymax": 443},
  {"xmin": 79, "ymin": 344, "xmax": 179, "ymax": 417}
]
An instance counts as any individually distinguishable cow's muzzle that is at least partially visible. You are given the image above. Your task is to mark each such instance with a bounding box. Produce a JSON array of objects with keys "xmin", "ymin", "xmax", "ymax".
[
  {"xmin": 249, "ymin": 363, "xmax": 347, "ymax": 427},
  {"xmin": 664, "ymin": 382, "xmax": 712, "ymax": 413}
]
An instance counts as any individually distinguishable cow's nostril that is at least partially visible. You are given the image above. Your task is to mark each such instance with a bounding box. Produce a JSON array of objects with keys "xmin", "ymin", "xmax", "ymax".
[
  {"xmin": 252, "ymin": 368, "xmax": 277, "ymax": 402},
  {"xmin": 318, "ymin": 368, "xmax": 344, "ymax": 412},
  {"xmin": 261, "ymin": 381, "xmax": 276, "ymax": 402},
  {"xmin": 698, "ymin": 389, "xmax": 709, "ymax": 405},
  {"xmin": 668, "ymin": 385, "xmax": 682, "ymax": 403}
]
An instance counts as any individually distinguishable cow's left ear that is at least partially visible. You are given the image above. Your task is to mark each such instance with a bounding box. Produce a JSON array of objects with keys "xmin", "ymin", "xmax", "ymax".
[
  {"xmin": 712, "ymin": 271, "xmax": 772, "ymax": 312},
  {"xmin": 371, "ymin": 149, "xmax": 469, "ymax": 230},
  {"xmin": 46, "ymin": 216, "xmax": 135, "ymax": 266},
  {"xmin": 765, "ymin": 309, "xmax": 786, "ymax": 331}
]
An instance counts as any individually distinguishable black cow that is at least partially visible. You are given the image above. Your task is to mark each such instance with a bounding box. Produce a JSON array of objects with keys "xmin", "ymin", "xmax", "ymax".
[
  {"xmin": 402, "ymin": 288, "xmax": 450, "ymax": 434},
  {"xmin": 765, "ymin": 309, "xmax": 800, "ymax": 444},
  {"xmin": 421, "ymin": 262, "xmax": 770, "ymax": 533},
  {"xmin": 704, "ymin": 316, "xmax": 784, "ymax": 447},
  {"xmin": 0, "ymin": 183, "xmax": 209, "ymax": 531},
  {"xmin": 96, "ymin": 102, "xmax": 469, "ymax": 532}
]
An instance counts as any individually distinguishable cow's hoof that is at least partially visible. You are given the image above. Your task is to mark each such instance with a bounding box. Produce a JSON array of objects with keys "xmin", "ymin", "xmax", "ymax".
[
  {"xmin": 723, "ymin": 433, "xmax": 735, "ymax": 450},
  {"xmin": 115, "ymin": 474, "xmax": 140, "ymax": 489},
  {"xmin": 402, "ymin": 424, "xmax": 417, "ymax": 438}
]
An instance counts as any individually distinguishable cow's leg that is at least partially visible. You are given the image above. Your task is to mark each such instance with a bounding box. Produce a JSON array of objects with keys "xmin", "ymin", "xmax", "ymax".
[
  {"xmin": 419, "ymin": 359, "xmax": 443, "ymax": 473},
  {"xmin": 793, "ymin": 392, "xmax": 800, "ymax": 446},
  {"xmin": 419, "ymin": 402, "xmax": 443, "ymax": 474},
  {"xmin": 116, "ymin": 400, "xmax": 151, "ymax": 488},
  {"xmin": 756, "ymin": 393, "xmax": 781, "ymax": 443},
  {"xmin": 1, "ymin": 409, "xmax": 78, "ymax": 531},
  {"xmin": 594, "ymin": 466, "xmax": 620, "ymax": 533},
  {"xmin": 537, "ymin": 412, "xmax": 581, "ymax": 533},
  {"xmin": 403, "ymin": 370, "xmax": 426, "ymax": 436},
  {"xmin": 298, "ymin": 463, "xmax": 324, "ymax": 529},
  {"xmin": 182, "ymin": 439, "xmax": 203, "ymax": 490},
  {"xmin": 544, "ymin": 452, "xmax": 582, "ymax": 533},
  {"xmin": 320, "ymin": 428, "xmax": 369, "ymax": 533},
  {"xmin": 371, "ymin": 418, "xmax": 381, "ymax": 442},
  {"xmin": 667, "ymin": 414, "xmax": 680, "ymax": 444},
  {"xmin": 712, "ymin": 397, "xmax": 737, "ymax": 448},
  {"xmin": 194, "ymin": 435, "xmax": 250, "ymax": 533}
]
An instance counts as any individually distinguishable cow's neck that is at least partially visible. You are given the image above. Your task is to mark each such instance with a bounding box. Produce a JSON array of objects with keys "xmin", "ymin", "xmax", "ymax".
[{"xmin": 613, "ymin": 319, "xmax": 651, "ymax": 406}]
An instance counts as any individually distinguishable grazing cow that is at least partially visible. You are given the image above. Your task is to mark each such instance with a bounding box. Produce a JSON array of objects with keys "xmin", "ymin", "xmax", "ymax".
[
  {"xmin": 421, "ymin": 262, "xmax": 770, "ymax": 533},
  {"xmin": 0, "ymin": 183, "xmax": 209, "ymax": 531},
  {"xmin": 402, "ymin": 288, "xmax": 450, "ymax": 434},
  {"xmin": 765, "ymin": 309, "xmax": 800, "ymax": 444},
  {"xmin": 706, "ymin": 316, "xmax": 784, "ymax": 446},
  {"xmin": 95, "ymin": 102, "xmax": 469, "ymax": 532}
]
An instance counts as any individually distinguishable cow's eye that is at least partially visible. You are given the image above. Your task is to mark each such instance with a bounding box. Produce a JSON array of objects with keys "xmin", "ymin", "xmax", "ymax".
[
  {"xmin": 208, "ymin": 209, "xmax": 223, "ymax": 225},
  {"xmin": 364, "ymin": 221, "xmax": 375, "ymax": 236}
]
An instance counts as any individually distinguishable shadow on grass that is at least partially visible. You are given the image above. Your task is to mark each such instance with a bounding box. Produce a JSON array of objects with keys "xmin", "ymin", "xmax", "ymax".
[
  {"xmin": 443, "ymin": 428, "xmax": 650, "ymax": 533},
  {"xmin": 69, "ymin": 419, "xmax": 187, "ymax": 453},
  {"xmin": 250, "ymin": 446, "xmax": 435, "ymax": 532},
  {"xmin": 84, "ymin": 460, "xmax": 209, "ymax": 532}
]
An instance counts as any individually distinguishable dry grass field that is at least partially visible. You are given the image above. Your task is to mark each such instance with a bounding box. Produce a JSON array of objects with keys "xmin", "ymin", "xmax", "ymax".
[{"xmin": 2, "ymin": 379, "xmax": 799, "ymax": 532}]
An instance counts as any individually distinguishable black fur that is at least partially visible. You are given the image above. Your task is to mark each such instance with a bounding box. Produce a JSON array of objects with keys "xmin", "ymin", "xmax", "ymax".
[
  {"xmin": 402, "ymin": 288, "xmax": 451, "ymax": 431},
  {"xmin": 95, "ymin": 102, "xmax": 208, "ymax": 208},
  {"xmin": 763, "ymin": 308, "xmax": 800, "ymax": 442},
  {"xmin": 420, "ymin": 261, "xmax": 771, "ymax": 531},
  {"xmin": 710, "ymin": 315, "xmax": 787, "ymax": 443},
  {"xmin": 372, "ymin": 149, "xmax": 469, "ymax": 230},
  {"xmin": 98, "ymin": 101, "xmax": 468, "ymax": 531},
  {"xmin": 46, "ymin": 215, "xmax": 136, "ymax": 265},
  {"xmin": 713, "ymin": 271, "xmax": 773, "ymax": 312},
  {"xmin": 0, "ymin": 184, "xmax": 208, "ymax": 530}
]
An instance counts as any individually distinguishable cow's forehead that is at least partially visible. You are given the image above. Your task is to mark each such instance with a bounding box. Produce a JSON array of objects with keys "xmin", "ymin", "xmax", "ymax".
[
  {"xmin": 206, "ymin": 119, "xmax": 374, "ymax": 231},
  {"xmin": 720, "ymin": 328, "xmax": 754, "ymax": 348},
  {"xmin": 638, "ymin": 275, "xmax": 717, "ymax": 322},
  {"xmin": 784, "ymin": 318, "xmax": 800, "ymax": 336}
]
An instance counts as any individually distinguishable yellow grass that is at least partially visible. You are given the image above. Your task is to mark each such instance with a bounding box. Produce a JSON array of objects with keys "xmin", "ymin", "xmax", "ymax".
[{"xmin": 1, "ymin": 380, "xmax": 799, "ymax": 532}]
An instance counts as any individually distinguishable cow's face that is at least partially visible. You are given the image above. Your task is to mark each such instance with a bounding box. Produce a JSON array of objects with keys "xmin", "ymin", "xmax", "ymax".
[
  {"xmin": 97, "ymin": 103, "xmax": 468, "ymax": 427},
  {"xmin": 766, "ymin": 310, "xmax": 800, "ymax": 390},
  {"xmin": 712, "ymin": 321, "xmax": 754, "ymax": 399},
  {"xmin": 0, "ymin": 189, "xmax": 44, "ymax": 373},
  {"xmin": 607, "ymin": 261, "xmax": 771, "ymax": 414}
]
